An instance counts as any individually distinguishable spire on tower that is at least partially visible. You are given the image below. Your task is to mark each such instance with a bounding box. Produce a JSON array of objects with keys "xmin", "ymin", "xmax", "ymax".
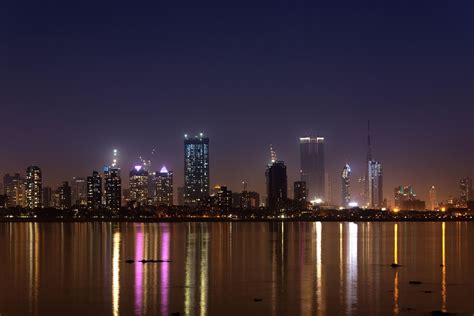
[
  {"xmin": 112, "ymin": 149, "xmax": 118, "ymax": 167},
  {"xmin": 270, "ymin": 144, "xmax": 277, "ymax": 163}
]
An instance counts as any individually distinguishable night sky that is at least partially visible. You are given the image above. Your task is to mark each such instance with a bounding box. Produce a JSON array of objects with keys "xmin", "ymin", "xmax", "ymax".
[{"xmin": 2, "ymin": 1, "xmax": 473, "ymax": 205}]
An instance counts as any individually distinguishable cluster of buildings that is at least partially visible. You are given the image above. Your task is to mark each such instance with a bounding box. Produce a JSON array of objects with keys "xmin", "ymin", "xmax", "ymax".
[{"xmin": 1, "ymin": 129, "xmax": 472, "ymax": 213}]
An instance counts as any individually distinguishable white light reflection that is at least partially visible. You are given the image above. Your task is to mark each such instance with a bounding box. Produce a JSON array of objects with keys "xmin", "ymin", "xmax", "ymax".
[
  {"xmin": 346, "ymin": 223, "xmax": 358, "ymax": 314},
  {"xmin": 112, "ymin": 231, "xmax": 121, "ymax": 316}
]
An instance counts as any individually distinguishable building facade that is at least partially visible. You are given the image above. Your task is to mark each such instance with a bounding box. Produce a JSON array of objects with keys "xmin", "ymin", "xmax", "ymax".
[
  {"xmin": 154, "ymin": 166, "xmax": 173, "ymax": 206},
  {"xmin": 460, "ymin": 177, "xmax": 472, "ymax": 206},
  {"xmin": 368, "ymin": 161, "xmax": 383, "ymax": 208},
  {"xmin": 87, "ymin": 171, "xmax": 102, "ymax": 210},
  {"xmin": 104, "ymin": 166, "xmax": 121, "ymax": 211},
  {"xmin": 184, "ymin": 134, "xmax": 210, "ymax": 206},
  {"xmin": 293, "ymin": 181, "xmax": 307, "ymax": 209},
  {"xmin": 341, "ymin": 164, "xmax": 351, "ymax": 208},
  {"xmin": 129, "ymin": 166, "xmax": 149, "ymax": 206},
  {"xmin": 266, "ymin": 161, "xmax": 288, "ymax": 210},
  {"xmin": 26, "ymin": 166, "xmax": 42, "ymax": 209},
  {"xmin": 429, "ymin": 185, "xmax": 438, "ymax": 210},
  {"xmin": 3, "ymin": 173, "xmax": 26, "ymax": 207},
  {"xmin": 300, "ymin": 137, "xmax": 325, "ymax": 201}
]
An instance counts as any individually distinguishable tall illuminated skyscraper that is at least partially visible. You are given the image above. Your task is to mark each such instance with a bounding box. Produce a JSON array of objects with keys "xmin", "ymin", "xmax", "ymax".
[
  {"xmin": 3, "ymin": 173, "xmax": 26, "ymax": 207},
  {"xmin": 154, "ymin": 166, "xmax": 173, "ymax": 206},
  {"xmin": 184, "ymin": 134, "xmax": 210, "ymax": 206},
  {"xmin": 87, "ymin": 171, "xmax": 102, "ymax": 210},
  {"xmin": 299, "ymin": 136, "xmax": 325, "ymax": 201},
  {"xmin": 71, "ymin": 176, "xmax": 87, "ymax": 206},
  {"xmin": 341, "ymin": 164, "xmax": 351, "ymax": 207},
  {"xmin": 104, "ymin": 166, "xmax": 121, "ymax": 211},
  {"xmin": 58, "ymin": 182, "xmax": 72, "ymax": 210},
  {"xmin": 129, "ymin": 165, "xmax": 149, "ymax": 206},
  {"xmin": 26, "ymin": 166, "xmax": 42, "ymax": 209},
  {"xmin": 368, "ymin": 161, "xmax": 383, "ymax": 208}
]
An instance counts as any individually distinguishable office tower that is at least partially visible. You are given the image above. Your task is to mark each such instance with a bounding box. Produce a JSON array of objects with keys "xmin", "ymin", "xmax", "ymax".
[
  {"xmin": 104, "ymin": 166, "xmax": 121, "ymax": 211},
  {"xmin": 365, "ymin": 122, "xmax": 383, "ymax": 208},
  {"xmin": 460, "ymin": 177, "xmax": 472, "ymax": 206},
  {"xmin": 232, "ymin": 192, "xmax": 242, "ymax": 208},
  {"xmin": 26, "ymin": 166, "xmax": 42, "ymax": 209},
  {"xmin": 71, "ymin": 177, "xmax": 87, "ymax": 206},
  {"xmin": 299, "ymin": 136, "xmax": 325, "ymax": 201},
  {"xmin": 42, "ymin": 187, "xmax": 52, "ymax": 208},
  {"xmin": 293, "ymin": 181, "xmax": 307, "ymax": 209},
  {"xmin": 3, "ymin": 173, "xmax": 26, "ymax": 207},
  {"xmin": 154, "ymin": 166, "xmax": 173, "ymax": 206},
  {"xmin": 394, "ymin": 185, "xmax": 416, "ymax": 207},
  {"xmin": 341, "ymin": 164, "xmax": 351, "ymax": 208},
  {"xmin": 58, "ymin": 182, "xmax": 72, "ymax": 210},
  {"xmin": 429, "ymin": 185, "xmax": 438, "ymax": 210},
  {"xmin": 184, "ymin": 134, "xmax": 210, "ymax": 206},
  {"xmin": 87, "ymin": 171, "xmax": 102, "ymax": 210},
  {"xmin": 129, "ymin": 165, "xmax": 149, "ymax": 206},
  {"xmin": 368, "ymin": 161, "xmax": 383, "ymax": 208},
  {"xmin": 215, "ymin": 185, "xmax": 232, "ymax": 211},
  {"xmin": 266, "ymin": 159, "xmax": 288, "ymax": 211},
  {"xmin": 177, "ymin": 187, "xmax": 185, "ymax": 206}
]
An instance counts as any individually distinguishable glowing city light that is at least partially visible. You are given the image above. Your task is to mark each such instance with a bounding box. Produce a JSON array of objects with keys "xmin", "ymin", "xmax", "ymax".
[
  {"xmin": 348, "ymin": 202, "xmax": 358, "ymax": 208},
  {"xmin": 160, "ymin": 166, "xmax": 169, "ymax": 173},
  {"xmin": 134, "ymin": 165, "xmax": 142, "ymax": 172}
]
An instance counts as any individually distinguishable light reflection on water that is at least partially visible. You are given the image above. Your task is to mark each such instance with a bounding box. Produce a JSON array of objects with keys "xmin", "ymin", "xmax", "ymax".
[{"xmin": 0, "ymin": 221, "xmax": 473, "ymax": 315}]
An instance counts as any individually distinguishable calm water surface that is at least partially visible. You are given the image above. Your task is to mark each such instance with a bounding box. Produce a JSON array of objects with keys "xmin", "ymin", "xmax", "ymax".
[{"xmin": 1, "ymin": 222, "xmax": 473, "ymax": 315}]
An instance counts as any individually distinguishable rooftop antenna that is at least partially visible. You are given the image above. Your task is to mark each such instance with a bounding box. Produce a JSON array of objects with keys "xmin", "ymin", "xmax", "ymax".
[{"xmin": 242, "ymin": 180, "xmax": 248, "ymax": 192}]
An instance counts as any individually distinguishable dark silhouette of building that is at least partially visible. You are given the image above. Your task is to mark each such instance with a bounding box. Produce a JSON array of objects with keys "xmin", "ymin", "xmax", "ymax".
[
  {"xmin": 394, "ymin": 185, "xmax": 416, "ymax": 208},
  {"xmin": 104, "ymin": 166, "xmax": 121, "ymax": 211},
  {"xmin": 87, "ymin": 171, "xmax": 102, "ymax": 210},
  {"xmin": 215, "ymin": 185, "xmax": 232, "ymax": 211},
  {"xmin": 184, "ymin": 134, "xmax": 210, "ymax": 206},
  {"xmin": 71, "ymin": 177, "xmax": 87, "ymax": 206},
  {"xmin": 241, "ymin": 191, "xmax": 260, "ymax": 209},
  {"xmin": 58, "ymin": 182, "xmax": 72, "ymax": 210},
  {"xmin": 42, "ymin": 187, "xmax": 52, "ymax": 208},
  {"xmin": 300, "ymin": 137, "xmax": 325, "ymax": 201},
  {"xmin": 154, "ymin": 166, "xmax": 173, "ymax": 206},
  {"xmin": 293, "ymin": 181, "xmax": 307, "ymax": 209},
  {"xmin": 177, "ymin": 187, "xmax": 185, "ymax": 206},
  {"xmin": 26, "ymin": 166, "xmax": 42, "ymax": 209},
  {"xmin": 266, "ymin": 161, "xmax": 288, "ymax": 211},
  {"xmin": 460, "ymin": 177, "xmax": 472, "ymax": 206},
  {"xmin": 400, "ymin": 199, "xmax": 426, "ymax": 211}
]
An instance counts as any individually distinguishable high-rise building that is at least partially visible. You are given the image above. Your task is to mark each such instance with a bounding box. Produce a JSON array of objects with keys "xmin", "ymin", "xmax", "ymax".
[
  {"xmin": 104, "ymin": 166, "xmax": 121, "ymax": 211},
  {"xmin": 26, "ymin": 166, "xmax": 42, "ymax": 209},
  {"xmin": 42, "ymin": 187, "xmax": 52, "ymax": 208},
  {"xmin": 293, "ymin": 181, "xmax": 307, "ymax": 209},
  {"xmin": 368, "ymin": 161, "xmax": 383, "ymax": 208},
  {"xmin": 341, "ymin": 164, "xmax": 351, "ymax": 208},
  {"xmin": 177, "ymin": 187, "xmax": 185, "ymax": 206},
  {"xmin": 71, "ymin": 177, "xmax": 87, "ymax": 206},
  {"xmin": 266, "ymin": 160, "xmax": 288, "ymax": 211},
  {"xmin": 154, "ymin": 166, "xmax": 173, "ymax": 206},
  {"xmin": 460, "ymin": 177, "xmax": 472, "ymax": 206},
  {"xmin": 58, "ymin": 182, "xmax": 72, "ymax": 210},
  {"xmin": 215, "ymin": 185, "xmax": 232, "ymax": 211},
  {"xmin": 429, "ymin": 185, "xmax": 438, "ymax": 210},
  {"xmin": 394, "ymin": 185, "xmax": 416, "ymax": 208},
  {"xmin": 241, "ymin": 191, "xmax": 260, "ymax": 209},
  {"xmin": 87, "ymin": 171, "xmax": 102, "ymax": 210},
  {"xmin": 3, "ymin": 173, "xmax": 26, "ymax": 207},
  {"xmin": 129, "ymin": 165, "xmax": 149, "ymax": 206},
  {"xmin": 299, "ymin": 137, "xmax": 325, "ymax": 201},
  {"xmin": 184, "ymin": 134, "xmax": 210, "ymax": 206}
]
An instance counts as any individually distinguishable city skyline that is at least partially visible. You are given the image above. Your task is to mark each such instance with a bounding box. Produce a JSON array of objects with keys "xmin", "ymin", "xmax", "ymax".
[{"xmin": 3, "ymin": 1, "xmax": 473, "ymax": 207}]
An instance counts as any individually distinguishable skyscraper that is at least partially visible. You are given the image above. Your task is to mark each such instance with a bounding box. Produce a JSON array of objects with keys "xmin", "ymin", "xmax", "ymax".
[
  {"xmin": 215, "ymin": 185, "xmax": 232, "ymax": 211},
  {"xmin": 129, "ymin": 165, "xmax": 149, "ymax": 206},
  {"xmin": 299, "ymin": 137, "xmax": 325, "ymax": 201},
  {"xmin": 58, "ymin": 182, "xmax": 72, "ymax": 210},
  {"xmin": 184, "ymin": 134, "xmax": 210, "ymax": 206},
  {"xmin": 87, "ymin": 171, "xmax": 102, "ymax": 210},
  {"xmin": 3, "ymin": 173, "xmax": 26, "ymax": 207},
  {"xmin": 366, "ymin": 122, "xmax": 383, "ymax": 208},
  {"xmin": 104, "ymin": 166, "xmax": 121, "ymax": 211},
  {"xmin": 368, "ymin": 161, "xmax": 383, "ymax": 208},
  {"xmin": 429, "ymin": 185, "xmax": 438, "ymax": 210},
  {"xmin": 154, "ymin": 166, "xmax": 173, "ymax": 206},
  {"xmin": 266, "ymin": 160, "xmax": 288, "ymax": 211},
  {"xmin": 42, "ymin": 187, "xmax": 52, "ymax": 208},
  {"xmin": 341, "ymin": 164, "xmax": 351, "ymax": 208},
  {"xmin": 293, "ymin": 181, "xmax": 307, "ymax": 209},
  {"xmin": 71, "ymin": 177, "xmax": 87, "ymax": 206},
  {"xmin": 460, "ymin": 177, "xmax": 472, "ymax": 206},
  {"xmin": 26, "ymin": 166, "xmax": 42, "ymax": 209}
]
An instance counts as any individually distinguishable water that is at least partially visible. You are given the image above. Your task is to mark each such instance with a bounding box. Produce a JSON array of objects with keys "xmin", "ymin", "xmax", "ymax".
[{"xmin": 0, "ymin": 222, "xmax": 473, "ymax": 315}]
